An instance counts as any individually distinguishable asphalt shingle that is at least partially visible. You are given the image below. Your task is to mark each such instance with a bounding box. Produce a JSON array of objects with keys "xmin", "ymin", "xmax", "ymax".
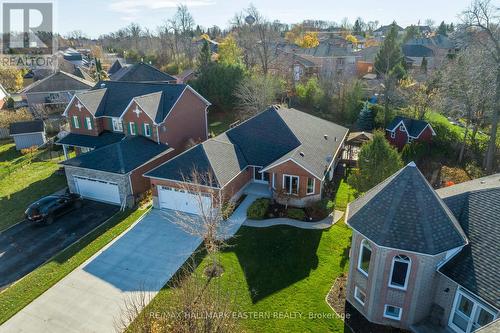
[
  {"xmin": 9, "ymin": 120, "xmax": 44, "ymax": 135},
  {"xmin": 56, "ymin": 131, "xmax": 124, "ymax": 149},
  {"xmin": 110, "ymin": 62, "xmax": 176, "ymax": 82}
]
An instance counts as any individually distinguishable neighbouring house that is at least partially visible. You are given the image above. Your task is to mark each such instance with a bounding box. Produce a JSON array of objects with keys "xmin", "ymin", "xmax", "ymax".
[
  {"xmin": 144, "ymin": 106, "xmax": 348, "ymax": 214},
  {"xmin": 354, "ymin": 46, "xmax": 380, "ymax": 77},
  {"xmin": 402, "ymin": 44, "xmax": 435, "ymax": 69},
  {"xmin": 373, "ymin": 24, "xmax": 405, "ymax": 37},
  {"xmin": 269, "ymin": 51, "xmax": 319, "ymax": 83},
  {"xmin": 404, "ymin": 35, "xmax": 459, "ymax": 73},
  {"xmin": 107, "ymin": 59, "xmax": 124, "ymax": 75},
  {"xmin": 21, "ymin": 71, "xmax": 94, "ymax": 111},
  {"xmin": 343, "ymin": 131, "xmax": 373, "ymax": 165},
  {"xmin": 9, "ymin": 120, "xmax": 46, "ymax": 150},
  {"xmin": 175, "ymin": 69, "xmax": 196, "ymax": 84},
  {"xmin": 345, "ymin": 164, "xmax": 499, "ymax": 333},
  {"xmin": 56, "ymin": 80, "xmax": 210, "ymax": 206},
  {"xmin": 109, "ymin": 62, "xmax": 177, "ymax": 83},
  {"xmin": 385, "ymin": 116, "xmax": 435, "ymax": 150}
]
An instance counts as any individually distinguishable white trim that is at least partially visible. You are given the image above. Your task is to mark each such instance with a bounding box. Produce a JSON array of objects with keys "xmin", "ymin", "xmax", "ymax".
[
  {"xmin": 388, "ymin": 254, "xmax": 411, "ymax": 291},
  {"xmin": 146, "ymin": 175, "xmax": 220, "ymax": 190},
  {"xmin": 144, "ymin": 123, "xmax": 151, "ymax": 137},
  {"xmin": 412, "ymin": 123, "xmax": 437, "ymax": 138},
  {"xmin": 186, "ymin": 85, "xmax": 211, "ymax": 106},
  {"xmin": 262, "ymin": 158, "xmax": 322, "ymax": 180},
  {"xmin": 118, "ymin": 99, "xmax": 136, "ymax": 122},
  {"xmin": 306, "ymin": 177, "xmax": 315, "ymax": 195},
  {"xmin": 390, "ymin": 131, "xmax": 396, "ymax": 139},
  {"xmin": 383, "ymin": 304, "xmax": 402, "ymax": 321},
  {"xmin": 354, "ymin": 286, "xmax": 366, "ymax": 306},
  {"xmin": 272, "ymin": 173, "xmax": 276, "ymax": 189},
  {"xmin": 112, "ymin": 117, "xmax": 123, "ymax": 132},
  {"xmin": 129, "ymin": 122, "xmax": 136, "ymax": 135},
  {"xmin": 10, "ymin": 131, "xmax": 44, "ymax": 136},
  {"xmin": 357, "ymin": 239, "xmax": 371, "ymax": 277},
  {"xmin": 62, "ymin": 94, "xmax": 77, "ymax": 116},
  {"xmin": 160, "ymin": 86, "xmax": 187, "ymax": 124},
  {"xmin": 321, "ymin": 129, "xmax": 349, "ymax": 181},
  {"xmin": 72, "ymin": 115, "xmax": 80, "ymax": 129},
  {"xmin": 282, "ymin": 174, "xmax": 300, "ymax": 195},
  {"xmin": 437, "ymin": 246, "xmax": 464, "ymax": 269},
  {"xmin": 85, "ymin": 116, "xmax": 93, "ymax": 130}
]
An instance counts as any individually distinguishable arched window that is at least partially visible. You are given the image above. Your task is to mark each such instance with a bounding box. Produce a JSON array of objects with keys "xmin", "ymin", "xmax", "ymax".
[
  {"xmin": 357, "ymin": 239, "xmax": 372, "ymax": 276},
  {"xmin": 389, "ymin": 255, "xmax": 411, "ymax": 290}
]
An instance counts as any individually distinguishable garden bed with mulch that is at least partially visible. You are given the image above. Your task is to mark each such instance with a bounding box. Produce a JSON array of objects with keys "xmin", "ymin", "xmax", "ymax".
[{"xmin": 248, "ymin": 198, "xmax": 331, "ymax": 222}]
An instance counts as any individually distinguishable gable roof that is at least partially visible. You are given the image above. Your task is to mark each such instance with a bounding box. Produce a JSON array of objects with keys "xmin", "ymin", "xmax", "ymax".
[
  {"xmin": 346, "ymin": 163, "xmax": 468, "ymax": 255},
  {"xmin": 22, "ymin": 71, "xmax": 94, "ymax": 94},
  {"xmin": 110, "ymin": 62, "xmax": 176, "ymax": 82},
  {"xmin": 62, "ymin": 136, "xmax": 171, "ymax": 174},
  {"xmin": 386, "ymin": 116, "xmax": 434, "ymax": 138},
  {"xmin": 437, "ymin": 176, "xmax": 500, "ymax": 310},
  {"xmin": 67, "ymin": 81, "xmax": 195, "ymax": 121},
  {"xmin": 402, "ymin": 44, "xmax": 435, "ymax": 58},
  {"xmin": 145, "ymin": 107, "xmax": 348, "ymax": 186},
  {"xmin": 9, "ymin": 120, "xmax": 44, "ymax": 135},
  {"xmin": 108, "ymin": 59, "xmax": 124, "ymax": 75}
]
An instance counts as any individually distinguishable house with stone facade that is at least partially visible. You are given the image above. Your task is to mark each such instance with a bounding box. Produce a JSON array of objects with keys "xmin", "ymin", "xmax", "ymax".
[
  {"xmin": 345, "ymin": 163, "xmax": 499, "ymax": 333},
  {"xmin": 144, "ymin": 106, "xmax": 348, "ymax": 215},
  {"xmin": 56, "ymin": 80, "xmax": 210, "ymax": 207}
]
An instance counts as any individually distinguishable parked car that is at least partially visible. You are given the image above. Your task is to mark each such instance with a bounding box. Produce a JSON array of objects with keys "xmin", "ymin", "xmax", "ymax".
[{"xmin": 25, "ymin": 193, "xmax": 82, "ymax": 224}]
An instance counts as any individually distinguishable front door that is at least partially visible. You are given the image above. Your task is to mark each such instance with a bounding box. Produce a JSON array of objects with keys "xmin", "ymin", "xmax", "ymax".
[
  {"xmin": 449, "ymin": 290, "xmax": 495, "ymax": 333},
  {"xmin": 253, "ymin": 167, "xmax": 269, "ymax": 184}
]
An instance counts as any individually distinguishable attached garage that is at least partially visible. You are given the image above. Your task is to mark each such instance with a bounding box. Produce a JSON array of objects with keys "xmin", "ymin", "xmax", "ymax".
[
  {"xmin": 74, "ymin": 176, "xmax": 121, "ymax": 205},
  {"xmin": 158, "ymin": 185, "xmax": 211, "ymax": 215}
]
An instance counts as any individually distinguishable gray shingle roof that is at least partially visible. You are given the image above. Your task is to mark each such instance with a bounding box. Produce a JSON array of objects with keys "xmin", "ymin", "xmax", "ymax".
[
  {"xmin": 386, "ymin": 116, "xmax": 433, "ymax": 138},
  {"xmin": 108, "ymin": 59, "xmax": 123, "ymax": 75},
  {"xmin": 62, "ymin": 136, "xmax": 171, "ymax": 174},
  {"xmin": 110, "ymin": 62, "xmax": 176, "ymax": 82},
  {"xmin": 72, "ymin": 81, "xmax": 189, "ymax": 120},
  {"xmin": 347, "ymin": 163, "xmax": 468, "ymax": 255},
  {"xmin": 9, "ymin": 120, "xmax": 44, "ymax": 134},
  {"xmin": 145, "ymin": 107, "xmax": 348, "ymax": 186},
  {"xmin": 402, "ymin": 44, "xmax": 435, "ymax": 58},
  {"xmin": 22, "ymin": 71, "xmax": 94, "ymax": 93},
  {"xmin": 439, "ymin": 187, "xmax": 500, "ymax": 310},
  {"xmin": 56, "ymin": 131, "xmax": 124, "ymax": 149}
]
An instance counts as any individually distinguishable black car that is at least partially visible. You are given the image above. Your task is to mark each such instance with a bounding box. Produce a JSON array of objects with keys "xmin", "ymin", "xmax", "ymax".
[{"xmin": 25, "ymin": 193, "xmax": 83, "ymax": 224}]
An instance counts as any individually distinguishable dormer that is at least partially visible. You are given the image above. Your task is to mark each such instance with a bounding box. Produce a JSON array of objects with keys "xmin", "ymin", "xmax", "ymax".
[{"xmin": 63, "ymin": 89, "xmax": 106, "ymax": 136}]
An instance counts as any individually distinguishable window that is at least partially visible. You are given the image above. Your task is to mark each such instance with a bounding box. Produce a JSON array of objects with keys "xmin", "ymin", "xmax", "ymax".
[
  {"xmin": 450, "ymin": 290, "xmax": 496, "ymax": 333},
  {"xmin": 399, "ymin": 125, "xmax": 405, "ymax": 131},
  {"xmin": 390, "ymin": 131, "xmax": 396, "ymax": 139},
  {"xmin": 129, "ymin": 122, "xmax": 136, "ymax": 135},
  {"xmin": 384, "ymin": 305, "xmax": 402, "ymax": 321},
  {"xmin": 389, "ymin": 255, "xmax": 411, "ymax": 290},
  {"xmin": 72, "ymin": 116, "xmax": 80, "ymax": 129},
  {"xmin": 85, "ymin": 117, "xmax": 92, "ymax": 130},
  {"xmin": 358, "ymin": 240, "xmax": 372, "ymax": 276},
  {"xmin": 354, "ymin": 286, "xmax": 366, "ymax": 305},
  {"xmin": 283, "ymin": 175, "xmax": 299, "ymax": 195},
  {"xmin": 306, "ymin": 178, "xmax": 315, "ymax": 195},
  {"xmin": 143, "ymin": 123, "xmax": 151, "ymax": 137},
  {"xmin": 112, "ymin": 118, "xmax": 123, "ymax": 132}
]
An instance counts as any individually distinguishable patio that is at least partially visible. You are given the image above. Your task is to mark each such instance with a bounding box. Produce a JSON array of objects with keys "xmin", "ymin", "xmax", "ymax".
[{"xmin": 243, "ymin": 182, "xmax": 272, "ymax": 198}]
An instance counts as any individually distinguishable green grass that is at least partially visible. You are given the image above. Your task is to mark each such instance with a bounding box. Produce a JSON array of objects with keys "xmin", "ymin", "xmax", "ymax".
[
  {"xmin": 0, "ymin": 208, "xmax": 147, "ymax": 325},
  {"xmin": 208, "ymin": 111, "xmax": 237, "ymax": 136},
  {"xmin": 334, "ymin": 179, "xmax": 357, "ymax": 212},
  {"xmin": 0, "ymin": 140, "xmax": 66, "ymax": 231},
  {"xmin": 137, "ymin": 222, "xmax": 352, "ymax": 332}
]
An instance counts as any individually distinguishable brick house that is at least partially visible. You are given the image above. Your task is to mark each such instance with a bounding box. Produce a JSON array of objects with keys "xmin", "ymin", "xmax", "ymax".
[
  {"xmin": 57, "ymin": 81, "xmax": 210, "ymax": 206},
  {"xmin": 109, "ymin": 62, "xmax": 177, "ymax": 83},
  {"xmin": 385, "ymin": 116, "xmax": 435, "ymax": 150},
  {"xmin": 144, "ymin": 106, "xmax": 348, "ymax": 214},
  {"xmin": 345, "ymin": 163, "xmax": 499, "ymax": 333}
]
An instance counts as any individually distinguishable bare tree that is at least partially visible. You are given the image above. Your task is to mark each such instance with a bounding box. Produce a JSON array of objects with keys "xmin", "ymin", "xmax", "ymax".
[
  {"xmin": 234, "ymin": 74, "xmax": 283, "ymax": 119},
  {"xmin": 462, "ymin": 0, "xmax": 500, "ymax": 172}
]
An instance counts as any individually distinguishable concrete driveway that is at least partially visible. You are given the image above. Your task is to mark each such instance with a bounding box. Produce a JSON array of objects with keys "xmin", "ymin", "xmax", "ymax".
[
  {"xmin": 0, "ymin": 200, "xmax": 119, "ymax": 290},
  {"xmin": 0, "ymin": 196, "xmax": 254, "ymax": 333}
]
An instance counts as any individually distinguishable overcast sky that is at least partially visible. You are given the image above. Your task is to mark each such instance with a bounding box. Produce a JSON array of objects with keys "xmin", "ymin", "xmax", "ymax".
[{"xmin": 57, "ymin": 0, "xmax": 473, "ymax": 38}]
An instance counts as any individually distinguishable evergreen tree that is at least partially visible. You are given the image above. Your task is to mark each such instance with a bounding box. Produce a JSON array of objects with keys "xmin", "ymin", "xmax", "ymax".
[
  {"xmin": 347, "ymin": 131, "xmax": 403, "ymax": 193},
  {"xmin": 357, "ymin": 102, "xmax": 375, "ymax": 131},
  {"xmin": 353, "ymin": 19, "xmax": 363, "ymax": 36},
  {"xmin": 198, "ymin": 39, "xmax": 211, "ymax": 70},
  {"xmin": 437, "ymin": 21, "xmax": 448, "ymax": 36},
  {"xmin": 374, "ymin": 23, "xmax": 405, "ymax": 77}
]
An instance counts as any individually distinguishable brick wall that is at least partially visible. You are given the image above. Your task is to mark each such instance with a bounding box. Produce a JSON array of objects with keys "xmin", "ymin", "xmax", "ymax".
[
  {"xmin": 122, "ymin": 101, "xmax": 158, "ymax": 143},
  {"xmin": 130, "ymin": 149, "xmax": 176, "ymax": 195},
  {"xmin": 66, "ymin": 98, "xmax": 100, "ymax": 136}
]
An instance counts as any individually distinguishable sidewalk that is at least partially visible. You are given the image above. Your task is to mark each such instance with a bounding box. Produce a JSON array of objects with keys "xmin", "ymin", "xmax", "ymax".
[{"xmin": 243, "ymin": 210, "xmax": 344, "ymax": 229}]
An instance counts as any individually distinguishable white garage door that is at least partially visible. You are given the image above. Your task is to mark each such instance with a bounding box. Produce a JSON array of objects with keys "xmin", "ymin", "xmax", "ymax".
[
  {"xmin": 74, "ymin": 176, "xmax": 121, "ymax": 205},
  {"xmin": 158, "ymin": 186, "xmax": 211, "ymax": 215}
]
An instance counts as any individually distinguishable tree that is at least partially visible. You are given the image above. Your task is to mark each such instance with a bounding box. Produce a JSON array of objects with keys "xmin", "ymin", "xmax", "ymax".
[
  {"xmin": 295, "ymin": 32, "xmax": 320, "ymax": 48},
  {"xmin": 348, "ymin": 131, "xmax": 403, "ymax": 193},
  {"xmin": 437, "ymin": 21, "xmax": 448, "ymax": 36},
  {"xmin": 461, "ymin": 0, "xmax": 500, "ymax": 173},
  {"xmin": 403, "ymin": 25, "xmax": 419, "ymax": 42},
  {"xmin": 353, "ymin": 18, "xmax": 364, "ymax": 36},
  {"xmin": 374, "ymin": 22, "xmax": 406, "ymax": 126},
  {"xmin": 0, "ymin": 66, "xmax": 23, "ymax": 92},
  {"xmin": 357, "ymin": 102, "xmax": 375, "ymax": 131},
  {"xmin": 295, "ymin": 77, "xmax": 325, "ymax": 109},
  {"xmin": 345, "ymin": 34, "xmax": 358, "ymax": 45},
  {"xmin": 234, "ymin": 74, "xmax": 283, "ymax": 119},
  {"xmin": 400, "ymin": 78, "xmax": 436, "ymax": 120},
  {"xmin": 197, "ymin": 39, "xmax": 211, "ymax": 69},
  {"xmin": 217, "ymin": 35, "xmax": 243, "ymax": 66}
]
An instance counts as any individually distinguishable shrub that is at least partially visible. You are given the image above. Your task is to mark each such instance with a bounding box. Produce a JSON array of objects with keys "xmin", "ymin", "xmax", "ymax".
[
  {"xmin": 306, "ymin": 199, "xmax": 329, "ymax": 219},
  {"xmin": 221, "ymin": 201, "xmax": 236, "ymax": 220},
  {"xmin": 247, "ymin": 198, "xmax": 270, "ymax": 220},
  {"xmin": 287, "ymin": 208, "xmax": 306, "ymax": 221}
]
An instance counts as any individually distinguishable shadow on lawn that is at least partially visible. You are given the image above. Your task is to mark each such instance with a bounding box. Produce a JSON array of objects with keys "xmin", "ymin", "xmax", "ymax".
[
  {"xmin": 226, "ymin": 225, "xmax": 323, "ymax": 303},
  {"xmin": 0, "ymin": 144, "xmax": 18, "ymax": 163}
]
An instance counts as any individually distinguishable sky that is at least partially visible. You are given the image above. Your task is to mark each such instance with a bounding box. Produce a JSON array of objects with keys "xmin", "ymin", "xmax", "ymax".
[{"xmin": 57, "ymin": 0, "xmax": 473, "ymax": 38}]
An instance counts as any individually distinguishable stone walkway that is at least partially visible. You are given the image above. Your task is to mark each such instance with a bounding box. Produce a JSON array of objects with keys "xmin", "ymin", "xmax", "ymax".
[{"xmin": 243, "ymin": 210, "xmax": 344, "ymax": 229}]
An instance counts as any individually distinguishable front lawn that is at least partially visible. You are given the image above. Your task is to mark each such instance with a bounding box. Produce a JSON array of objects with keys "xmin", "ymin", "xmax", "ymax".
[
  {"xmin": 133, "ymin": 222, "xmax": 352, "ymax": 332},
  {"xmin": 0, "ymin": 208, "xmax": 147, "ymax": 324},
  {"xmin": 333, "ymin": 178, "xmax": 357, "ymax": 212},
  {"xmin": 0, "ymin": 141, "xmax": 66, "ymax": 231}
]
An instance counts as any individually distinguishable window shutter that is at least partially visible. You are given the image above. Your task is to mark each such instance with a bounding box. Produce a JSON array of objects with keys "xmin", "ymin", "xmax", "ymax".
[
  {"xmin": 72, "ymin": 117, "xmax": 76, "ymax": 128},
  {"xmin": 83, "ymin": 117, "xmax": 88, "ymax": 129},
  {"xmin": 109, "ymin": 118, "xmax": 113, "ymax": 130},
  {"xmin": 134, "ymin": 123, "xmax": 138, "ymax": 135}
]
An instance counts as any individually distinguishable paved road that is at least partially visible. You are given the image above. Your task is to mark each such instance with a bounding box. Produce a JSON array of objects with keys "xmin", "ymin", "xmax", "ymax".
[
  {"xmin": 0, "ymin": 196, "xmax": 254, "ymax": 333},
  {"xmin": 0, "ymin": 200, "xmax": 119, "ymax": 290}
]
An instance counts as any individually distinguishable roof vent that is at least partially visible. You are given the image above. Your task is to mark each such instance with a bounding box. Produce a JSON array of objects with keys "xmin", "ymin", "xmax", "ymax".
[
  {"xmin": 480, "ymin": 180, "xmax": 486, "ymax": 184},
  {"xmin": 324, "ymin": 134, "xmax": 328, "ymax": 140},
  {"xmin": 334, "ymin": 136, "xmax": 337, "ymax": 142},
  {"xmin": 100, "ymin": 83, "xmax": 105, "ymax": 88},
  {"xmin": 299, "ymin": 151, "xmax": 305, "ymax": 157}
]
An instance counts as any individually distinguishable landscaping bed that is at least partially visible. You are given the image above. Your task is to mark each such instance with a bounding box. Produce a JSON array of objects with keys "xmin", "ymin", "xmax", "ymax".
[{"xmin": 247, "ymin": 198, "xmax": 331, "ymax": 222}]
